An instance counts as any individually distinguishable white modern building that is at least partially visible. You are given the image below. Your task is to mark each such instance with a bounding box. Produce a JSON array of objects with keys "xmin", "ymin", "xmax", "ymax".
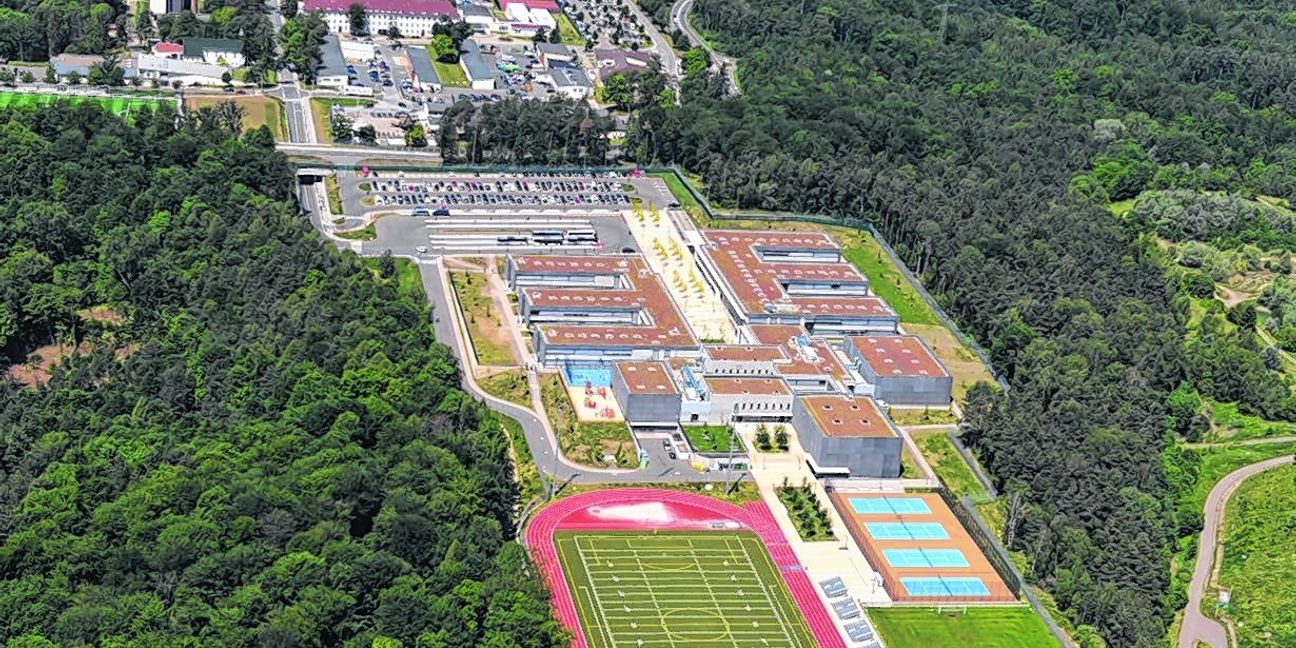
[
  {"xmin": 180, "ymin": 38, "xmax": 245, "ymax": 68},
  {"xmin": 136, "ymin": 54, "xmax": 228, "ymax": 84},
  {"xmin": 302, "ymin": 0, "xmax": 460, "ymax": 36}
]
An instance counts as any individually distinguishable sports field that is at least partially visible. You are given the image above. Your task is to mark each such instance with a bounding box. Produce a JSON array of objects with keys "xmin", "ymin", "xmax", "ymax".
[
  {"xmin": 868, "ymin": 606, "xmax": 1056, "ymax": 648},
  {"xmin": 555, "ymin": 531, "xmax": 816, "ymax": 648},
  {"xmin": 0, "ymin": 91, "xmax": 167, "ymax": 117}
]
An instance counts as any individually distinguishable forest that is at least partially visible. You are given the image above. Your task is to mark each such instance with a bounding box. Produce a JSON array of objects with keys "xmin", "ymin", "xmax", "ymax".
[
  {"xmin": 0, "ymin": 103, "xmax": 567, "ymax": 647},
  {"xmin": 625, "ymin": 0, "xmax": 1296, "ymax": 646}
]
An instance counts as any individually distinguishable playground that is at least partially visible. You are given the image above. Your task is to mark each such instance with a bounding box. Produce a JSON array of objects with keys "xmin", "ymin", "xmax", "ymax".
[
  {"xmin": 563, "ymin": 365, "xmax": 624, "ymax": 422},
  {"xmin": 526, "ymin": 488, "xmax": 847, "ymax": 648}
]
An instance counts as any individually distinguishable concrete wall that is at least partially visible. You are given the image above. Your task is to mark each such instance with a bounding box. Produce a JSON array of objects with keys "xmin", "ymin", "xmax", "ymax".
[
  {"xmin": 845, "ymin": 343, "xmax": 953, "ymax": 406},
  {"xmin": 792, "ymin": 399, "xmax": 902, "ymax": 478},
  {"xmin": 612, "ymin": 370, "xmax": 682, "ymax": 425}
]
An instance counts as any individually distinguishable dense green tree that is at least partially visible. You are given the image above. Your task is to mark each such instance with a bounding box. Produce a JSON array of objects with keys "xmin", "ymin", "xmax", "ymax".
[
  {"xmin": 0, "ymin": 101, "xmax": 566, "ymax": 648},
  {"xmin": 347, "ymin": 2, "xmax": 367, "ymax": 34}
]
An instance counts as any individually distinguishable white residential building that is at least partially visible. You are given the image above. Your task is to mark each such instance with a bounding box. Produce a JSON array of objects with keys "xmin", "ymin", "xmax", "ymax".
[{"xmin": 302, "ymin": 0, "xmax": 459, "ymax": 37}]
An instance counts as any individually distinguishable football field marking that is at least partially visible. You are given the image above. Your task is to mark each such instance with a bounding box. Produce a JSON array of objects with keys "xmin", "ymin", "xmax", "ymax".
[{"xmin": 561, "ymin": 532, "xmax": 811, "ymax": 647}]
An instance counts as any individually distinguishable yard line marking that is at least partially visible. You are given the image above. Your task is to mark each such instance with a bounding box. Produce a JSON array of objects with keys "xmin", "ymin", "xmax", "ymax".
[
  {"xmin": 629, "ymin": 541, "xmax": 676, "ymax": 648},
  {"xmin": 575, "ymin": 535, "xmax": 618, "ymax": 647},
  {"xmin": 729, "ymin": 536, "xmax": 798, "ymax": 646}
]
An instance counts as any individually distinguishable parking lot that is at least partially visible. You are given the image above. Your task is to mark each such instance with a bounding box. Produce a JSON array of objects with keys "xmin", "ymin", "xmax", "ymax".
[
  {"xmin": 333, "ymin": 170, "xmax": 647, "ymax": 256},
  {"xmin": 363, "ymin": 208, "xmax": 637, "ymax": 257},
  {"xmin": 367, "ymin": 175, "xmax": 632, "ymax": 208},
  {"xmin": 560, "ymin": 0, "xmax": 649, "ymax": 49}
]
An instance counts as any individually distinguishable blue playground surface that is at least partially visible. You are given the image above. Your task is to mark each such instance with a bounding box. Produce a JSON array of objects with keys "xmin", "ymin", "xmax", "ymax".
[
  {"xmin": 865, "ymin": 522, "xmax": 950, "ymax": 541},
  {"xmin": 900, "ymin": 576, "xmax": 990, "ymax": 597},
  {"xmin": 883, "ymin": 548, "xmax": 969, "ymax": 568},
  {"xmin": 564, "ymin": 364, "xmax": 612, "ymax": 388},
  {"xmin": 850, "ymin": 497, "xmax": 932, "ymax": 516}
]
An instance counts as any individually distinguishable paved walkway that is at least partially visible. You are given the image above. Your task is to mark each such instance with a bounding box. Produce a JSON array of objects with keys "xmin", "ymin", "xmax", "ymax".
[
  {"xmin": 420, "ymin": 259, "xmax": 729, "ymax": 485},
  {"xmin": 1178, "ymin": 454, "xmax": 1294, "ymax": 648}
]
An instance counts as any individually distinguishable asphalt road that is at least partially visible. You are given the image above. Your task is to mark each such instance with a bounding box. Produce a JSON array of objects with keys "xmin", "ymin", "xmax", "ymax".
[
  {"xmin": 670, "ymin": 0, "xmax": 739, "ymax": 94},
  {"xmin": 1178, "ymin": 454, "xmax": 1294, "ymax": 648},
  {"xmin": 360, "ymin": 208, "xmax": 635, "ymax": 256},
  {"xmin": 418, "ymin": 259, "xmax": 731, "ymax": 485}
]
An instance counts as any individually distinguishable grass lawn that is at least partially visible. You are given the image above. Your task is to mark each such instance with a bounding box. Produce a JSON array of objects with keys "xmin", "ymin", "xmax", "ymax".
[
  {"xmin": 478, "ymin": 369, "xmax": 530, "ymax": 407},
  {"xmin": 836, "ymin": 229, "xmax": 939, "ymax": 326},
  {"xmin": 913, "ymin": 430, "xmax": 991, "ymax": 503},
  {"xmin": 889, "ymin": 407, "xmax": 959, "ymax": 426},
  {"xmin": 555, "ymin": 531, "xmax": 816, "ymax": 648},
  {"xmin": 906, "ymin": 322, "xmax": 996, "ymax": 403},
  {"xmin": 499, "ymin": 413, "xmax": 542, "ymax": 503},
  {"xmin": 185, "ymin": 95, "xmax": 287, "ymax": 140},
  {"xmin": 335, "ymin": 223, "xmax": 376, "ymax": 241},
  {"xmin": 432, "ymin": 59, "xmax": 470, "ymax": 87},
  {"xmin": 0, "ymin": 90, "xmax": 167, "ymax": 119},
  {"xmin": 557, "ymin": 12, "xmax": 585, "ymax": 46},
  {"xmin": 233, "ymin": 68, "xmax": 278, "ymax": 86},
  {"xmin": 1217, "ymin": 465, "xmax": 1296, "ymax": 648},
  {"xmin": 309, "ymin": 97, "xmax": 375, "ymax": 143},
  {"xmin": 449, "ymin": 271, "xmax": 518, "ymax": 366},
  {"xmin": 870, "ymin": 606, "xmax": 1055, "ymax": 648},
  {"xmin": 324, "ymin": 175, "xmax": 343, "ymax": 215},
  {"xmin": 540, "ymin": 373, "xmax": 636, "ymax": 468},
  {"xmin": 1204, "ymin": 401, "xmax": 1296, "ymax": 443},
  {"xmin": 649, "ymin": 171, "xmax": 708, "ymax": 224},
  {"xmin": 1177, "ymin": 441, "xmax": 1296, "ymax": 518},
  {"xmin": 683, "ymin": 424, "xmax": 738, "ymax": 453}
]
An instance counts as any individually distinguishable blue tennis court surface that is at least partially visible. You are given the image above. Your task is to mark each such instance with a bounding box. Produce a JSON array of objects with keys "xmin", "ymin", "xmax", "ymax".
[
  {"xmin": 563, "ymin": 364, "xmax": 612, "ymax": 388},
  {"xmin": 866, "ymin": 522, "xmax": 949, "ymax": 540},
  {"xmin": 901, "ymin": 576, "xmax": 990, "ymax": 597},
  {"xmin": 849, "ymin": 497, "xmax": 932, "ymax": 515},
  {"xmin": 883, "ymin": 548, "xmax": 969, "ymax": 568}
]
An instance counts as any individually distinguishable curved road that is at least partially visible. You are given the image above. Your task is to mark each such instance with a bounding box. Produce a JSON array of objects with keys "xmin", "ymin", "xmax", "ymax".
[
  {"xmin": 418, "ymin": 260, "xmax": 731, "ymax": 486},
  {"xmin": 669, "ymin": 0, "xmax": 739, "ymax": 94},
  {"xmin": 1178, "ymin": 454, "xmax": 1294, "ymax": 648}
]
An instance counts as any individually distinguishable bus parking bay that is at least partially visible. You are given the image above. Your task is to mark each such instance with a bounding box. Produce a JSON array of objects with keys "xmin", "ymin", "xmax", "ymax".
[{"xmin": 368, "ymin": 208, "xmax": 638, "ymax": 257}]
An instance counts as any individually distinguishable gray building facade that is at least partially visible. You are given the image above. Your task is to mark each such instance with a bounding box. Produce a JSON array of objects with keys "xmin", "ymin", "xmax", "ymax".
[
  {"xmin": 792, "ymin": 395, "xmax": 902, "ymax": 478},
  {"xmin": 844, "ymin": 336, "xmax": 953, "ymax": 406},
  {"xmin": 612, "ymin": 362, "xmax": 682, "ymax": 426}
]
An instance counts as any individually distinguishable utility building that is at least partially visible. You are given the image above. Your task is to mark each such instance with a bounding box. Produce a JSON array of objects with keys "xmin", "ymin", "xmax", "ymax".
[
  {"xmin": 793, "ymin": 394, "xmax": 902, "ymax": 478},
  {"xmin": 845, "ymin": 335, "xmax": 952, "ymax": 406}
]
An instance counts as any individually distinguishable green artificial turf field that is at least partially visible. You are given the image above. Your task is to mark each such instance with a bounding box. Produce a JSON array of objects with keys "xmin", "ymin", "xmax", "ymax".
[
  {"xmin": 0, "ymin": 91, "xmax": 167, "ymax": 117},
  {"xmin": 555, "ymin": 531, "xmax": 816, "ymax": 648},
  {"xmin": 869, "ymin": 606, "xmax": 1057, "ymax": 648}
]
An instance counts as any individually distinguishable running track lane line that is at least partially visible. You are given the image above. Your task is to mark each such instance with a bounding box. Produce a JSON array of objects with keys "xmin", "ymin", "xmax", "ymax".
[{"xmin": 524, "ymin": 488, "xmax": 847, "ymax": 648}]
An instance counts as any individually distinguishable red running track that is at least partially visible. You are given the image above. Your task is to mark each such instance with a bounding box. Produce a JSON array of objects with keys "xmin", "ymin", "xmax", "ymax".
[{"xmin": 524, "ymin": 488, "xmax": 847, "ymax": 648}]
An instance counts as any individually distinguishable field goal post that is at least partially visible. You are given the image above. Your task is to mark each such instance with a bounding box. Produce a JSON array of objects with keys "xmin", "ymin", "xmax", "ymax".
[{"xmin": 935, "ymin": 604, "xmax": 968, "ymax": 615}]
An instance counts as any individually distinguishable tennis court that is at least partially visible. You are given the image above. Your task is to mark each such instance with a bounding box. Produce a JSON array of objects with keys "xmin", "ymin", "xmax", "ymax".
[
  {"xmin": 866, "ymin": 521, "xmax": 950, "ymax": 540},
  {"xmin": 556, "ymin": 531, "xmax": 817, "ymax": 648},
  {"xmin": 900, "ymin": 577, "xmax": 991, "ymax": 597},
  {"xmin": 884, "ymin": 548, "xmax": 969, "ymax": 568},
  {"xmin": 829, "ymin": 492, "xmax": 1016, "ymax": 603},
  {"xmin": 850, "ymin": 496, "xmax": 932, "ymax": 515},
  {"xmin": 0, "ymin": 91, "xmax": 167, "ymax": 118}
]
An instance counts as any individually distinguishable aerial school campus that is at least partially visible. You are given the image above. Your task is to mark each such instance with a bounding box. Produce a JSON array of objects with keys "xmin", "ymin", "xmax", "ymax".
[{"xmin": 322, "ymin": 168, "xmax": 1059, "ymax": 647}]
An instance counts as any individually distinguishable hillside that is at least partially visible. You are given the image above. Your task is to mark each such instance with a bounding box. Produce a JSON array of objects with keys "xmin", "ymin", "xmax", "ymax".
[
  {"xmin": 626, "ymin": 0, "xmax": 1296, "ymax": 645},
  {"xmin": 0, "ymin": 103, "xmax": 565, "ymax": 646}
]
